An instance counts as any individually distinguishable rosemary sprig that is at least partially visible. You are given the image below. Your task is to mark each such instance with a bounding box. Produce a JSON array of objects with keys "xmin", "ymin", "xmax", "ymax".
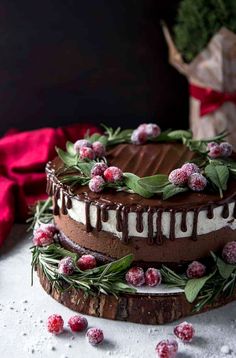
[
  {"xmin": 31, "ymin": 244, "xmax": 136, "ymax": 297},
  {"xmin": 27, "ymin": 197, "xmax": 53, "ymax": 231},
  {"xmin": 101, "ymin": 124, "xmax": 133, "ymax": 146}
]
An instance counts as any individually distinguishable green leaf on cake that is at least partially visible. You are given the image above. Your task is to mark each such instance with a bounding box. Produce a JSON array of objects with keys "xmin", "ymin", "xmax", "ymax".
[
  {"xmin": 123, "ymin": 173, "xmax": 153, "ymax": 198},
  {"xmin": 66, "ymin": 141, "xmax": 76, "ymax": 156},
  {"xmin": 184, "ymin": 272, "xmax": 215, "ymax": 303},
  {"xmin": 76, "ymin": 161, "xmax": 94, "ymax": 177},
  {"xmin": 205, "ymin": 164, "xmax": 229, "ymax": 198},
  {"xmin": 162, "ymin": 184, "xmax": 188, "ymax": 200},
  {"xmin": 138, "ymin": 174, "xmax": 169, "ymax": 193},
  {"xmin": 211, "ymin": 252, "xmax": 236, "ymax": 280},
  {"xmin": 56, "ymin": 147, "xmax": 78, "ymax": 167},
  {"xmin": 167, "ymin": 130, "xmax": 192, "ymax": 140}
]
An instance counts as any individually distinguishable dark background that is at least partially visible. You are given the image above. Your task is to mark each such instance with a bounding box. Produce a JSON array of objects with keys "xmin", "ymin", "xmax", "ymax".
[{"xmin": 0, "ymin": 0, "xmax": 188, "ymax": 135}]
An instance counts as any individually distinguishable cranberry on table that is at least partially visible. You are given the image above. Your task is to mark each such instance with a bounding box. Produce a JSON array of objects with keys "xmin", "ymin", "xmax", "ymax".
[
  {"xmin": 92, "ymin": 141, "xmax": 106, "ymax": 157},
  {"xmin": 145, "ymin": 268, "xmax": 162, "ymax": 287},
  {"xmin": 86, "ymin": 328, "xmax": 104, "ymax": 345},
  {"xmin": 103, "ymin": 166, "xmax": 123, "ymax": 183},
  {"xmin": 222, "ymin": 241, "xmax": 236, "ymax": 264},
  {"xmin": 186, "ymin": 261, "xmax": 206, "ymax": 278},
  {"xmin": 58, "ymin": 257, "xmax": 74, "ymax": 275},
  {"xmin": 91, "ymin": 162, "xmax": 108, "ymax": 177},
  {"xmin": 155, "ymin": 339, "xmax": 178, "ymax": 358},
  {"xmin": 77, "ymin": 254, "xmax": 97, "ymax": 271},
  {"xmin": 47, "ymin": 314, "xmax": 64, "ymax": 335},
  {"xmin": 79, "ymin": 146, "xmax": 95, "ymax": 160},
  {"xmin": 74, "ymin": 139, "xmax": 92, "ymax": 153},
  {"xmin": 89, "ymin": 175, "xmax": 105, "ymax": 193},
  {"xmin": 168, "ymin": 168, "xmax": 188, "ymax": 186},
  {"xmin": 174, "ymin": 321, "xmax": 195, "ymax": 343},
  {"xmin": 68, "ymin": 315, "xmax": 88, "ymax": 332},
  {"xmin": 188, "ymin": 173, "xmax": 207, "ymax": 192},
  {"xmin": 125, "ymin": 267, "xmax": 145, "ymax": 287}
]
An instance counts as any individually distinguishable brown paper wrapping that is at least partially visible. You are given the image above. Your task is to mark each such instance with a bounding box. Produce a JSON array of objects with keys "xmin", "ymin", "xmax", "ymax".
[{"xmin": 162, "ymin": 24, "xmax": 236, "ymax": 148}]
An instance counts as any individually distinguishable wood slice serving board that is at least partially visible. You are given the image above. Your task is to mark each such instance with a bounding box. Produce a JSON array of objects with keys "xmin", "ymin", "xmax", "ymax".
[{"xmin": 37, "ymin": 267, "xmax": 236, "ymax": 325}]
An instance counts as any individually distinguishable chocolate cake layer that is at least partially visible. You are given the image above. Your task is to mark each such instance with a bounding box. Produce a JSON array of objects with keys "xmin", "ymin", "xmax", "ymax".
[{"xmin": 54, "ymin": 211, "xmax": 236, "ymax": 264}]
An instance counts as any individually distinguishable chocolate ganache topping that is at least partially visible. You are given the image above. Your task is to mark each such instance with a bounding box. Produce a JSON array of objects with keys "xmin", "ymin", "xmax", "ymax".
[{"xmin": 46, "ymin": 142, "xmax": 236, "ymax": 244}]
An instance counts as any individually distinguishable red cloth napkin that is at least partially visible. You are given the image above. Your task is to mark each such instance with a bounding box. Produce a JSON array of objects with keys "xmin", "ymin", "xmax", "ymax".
[{"xmin": 0, "ymin": 123, "xmax": 99, "ymax": 247}]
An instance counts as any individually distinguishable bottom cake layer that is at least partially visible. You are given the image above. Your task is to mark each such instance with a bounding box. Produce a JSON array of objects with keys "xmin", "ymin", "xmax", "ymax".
[{"xmin": 54, "ymin": 211, "xmax": 236, "ymax": 265}]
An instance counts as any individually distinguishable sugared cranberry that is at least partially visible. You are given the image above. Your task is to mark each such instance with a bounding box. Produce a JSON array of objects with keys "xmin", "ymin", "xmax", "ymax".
[
  {"xmin": 186, "ymin": 261, "xmax": 206, "ymax": 278},
  {"xmin": 207, "ymin": 142, "xmax": 218, "ymax": 150},
  {"xmin": 91, "ymin": 162, "xmax": 108, "ymax": 177},
  {"xmin": 103, "ymin": 166, "xmax": 123, "ymax": 183},
  {"xmin": 68, "ymin": 315, "xmax": 88, "ymax": 332},
  {"xmin": 125, "ymin": 267, "xmax": 145, "ymax": 287},
  {"xmin": 33, "ymin": 227, "xmax": 55, "ymax": 247},
  {"xmin": 208, "ymin": 143, "xmax": 222, "ymax": 158},
  {"xmin": 58, "ymin": 257, "xmax": 74, "ymax": 275},
  {"xmin": 222, "ymin": 241, "xmax": 236, "ymax": 264},
  {"xmin": 220, "ymin": 142, "xmax": 233, "ymax": 157},
  {"xmin": 74, "ymin": 139, "xmax": 92, "ymax": 153},
  {"xmin": 140, "ymin": 123, "xmax": 161, "ymax": 138},
  {"xmin": 174, "ymin": 321, "xmax": 195, "ymax": 343},
  {"xmin": 79, "ymin": 146, "xmax": 95, "ymax": 160},
  {"xmin": 145, "ymin": 268, "xmax": 162, "ymax": 287},
  {"xmin": 181, "ymin": 163, "xmax": 200, "ymax": 177},
  {"xmin": 168, "ymin": 168, "xmax": 188, "ymax": 186},
  {"xmin": 92, "ymin": 141, "xmax": 106, "ymax": 157},
  {"xmin": 86, "ymin": 328, "xmax": 104, "ymax": 345},
  {"xmin": 131, "ymin": 128, "xmax": 147, "ymax": 145},
  {"xmin": 89, "ymin": 175, "xmax": 105, "ymax": 193},
  {"xmin": 77, "ymin": 254, "xmax": 97, "ymax": 271},
  {"xmin": 188, "ymin": 173, "xmax": 207, "ymax": 192},
  {"xmin": 47, "ymin": 314, "xmax": 64, "ymax": 335},
  {"xmin": 155, "ymin": 339, "xmax": 178, "ymax": 358}
]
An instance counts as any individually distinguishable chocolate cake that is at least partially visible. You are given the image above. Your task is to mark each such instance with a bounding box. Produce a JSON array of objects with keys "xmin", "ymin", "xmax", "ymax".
[{"xmin": 45, "ymin": 125, "xmax": 236, "ymax": 267}]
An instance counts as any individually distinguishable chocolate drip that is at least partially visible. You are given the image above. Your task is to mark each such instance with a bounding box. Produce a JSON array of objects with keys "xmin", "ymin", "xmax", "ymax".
[
  {"xmin": 207, "ymin": 205, "xmax": 214, "ymax": 219},
  {"xmin": 169, "ymin": 210, "xmax": 176, "ymax": 241},
  {"xmin": 101, "ymin": 206, "xmax": 109, "ymax": 222},
  {"xmin": 96, "ymin": 205, "xmax": 102, "ymax": 232},
  {"xmin": 191, "ymin": 209, "xmax": 199, "ymax": 241},
  {"xmin": 66, "ymin": 196, "xmax": 72, "ymax": 210},
  {"xmin": 61, "ymin": 191, "xmax": 67, "ymax": 215},
  {"xmin": 53, "ymin": 187, "xmax": 60, "ymax": 215},
  {"xmin": 116, "ymin": 206, "xmax": 123, "ymax": 232},
  {"xmin": 156, "ymin": 209, "xmax": 163, "ymax": 245},
  {"xmin": 136, "ymin": 209, "xmax": 144, "ymax": 233},
  {"xmin": 147, "ymin": 208, "xmax": 154, "ymax": 245},
  {"xmin": 85, "ymin": 201, "xmax": 92, "ymax": 232},
  {"xmin": 180, "ymin": 210, "xmax": 187, "ymax": 232},
  {"xmin": 121, "ymin": 207, "xmax": 129, "ymax": 244},
  {"xmin": 233, "ymin": 201, "xmax": 236, "ymax": 219},
  {"xmin": 222, "ymin": 203, "xmax": 229, "ymax": 219}
]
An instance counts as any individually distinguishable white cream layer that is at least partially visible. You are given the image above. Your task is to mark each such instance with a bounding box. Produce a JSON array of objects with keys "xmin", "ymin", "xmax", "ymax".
[{"xmin": 57, "ymin": 194, "xmax": 236, "ymax": 239}]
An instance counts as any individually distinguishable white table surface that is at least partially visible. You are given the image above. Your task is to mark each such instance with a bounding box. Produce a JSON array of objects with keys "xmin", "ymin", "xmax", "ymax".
[{"xmin": 1, "ymin": 224, "xmax": 236, "ymax": 358}]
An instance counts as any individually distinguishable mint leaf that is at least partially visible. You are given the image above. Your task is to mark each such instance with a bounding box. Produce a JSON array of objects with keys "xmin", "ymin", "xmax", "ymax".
[
  {"xmin": 185, "ymin": 272, "xmax": 215, "ymax": 303},
  {"xmin": 76, "ymin": 162, "xmax": 94, "ymax": 177},
  {"xmin": 162, "ymin": 184, "xmax": 188, "ymax": 200},
  {"xmin": 66, "ymin": 141, "xmax": 76, "ymax": 155},
  {"xmin": 138, "ymin": 175, "xmax": 169, "ymax": 193},
  {"xmin": 205, "ymin": 164, "xmax": 229, "ymax": 197},
  {"xmin": 88, "ymin": 133, "xmax": 102, "ymax": 143},
  {"xmin": 123, "ymin": 173, "xmax": 153, "ymax": 198},
  {"xmin": 167, "ymin": 130, "xmax": 192, "ymax": 140},
  {"xmin": 215, "ymin": 256, "xmax": 236, "ymax": 279},
  {"xmin": 56, "ymin": 147, "xmax": 78, "ymax": 167}
]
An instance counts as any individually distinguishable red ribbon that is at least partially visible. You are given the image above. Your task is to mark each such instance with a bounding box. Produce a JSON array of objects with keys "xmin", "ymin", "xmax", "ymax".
[{"xmin": 189, "ymin": 83, "xmax": 236, "ymax": 117}]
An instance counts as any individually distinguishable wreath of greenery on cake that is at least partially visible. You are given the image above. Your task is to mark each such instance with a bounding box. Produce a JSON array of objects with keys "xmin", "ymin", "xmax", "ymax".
[{"xmin": 55, "ymin": 124, "xmax": 236, "ymax": 200}]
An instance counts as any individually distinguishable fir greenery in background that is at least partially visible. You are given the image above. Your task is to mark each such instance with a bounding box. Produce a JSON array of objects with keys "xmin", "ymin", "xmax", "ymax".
[{"xmin": 174, "ymin": 0, "xmax": 236, "ymax": 62}]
